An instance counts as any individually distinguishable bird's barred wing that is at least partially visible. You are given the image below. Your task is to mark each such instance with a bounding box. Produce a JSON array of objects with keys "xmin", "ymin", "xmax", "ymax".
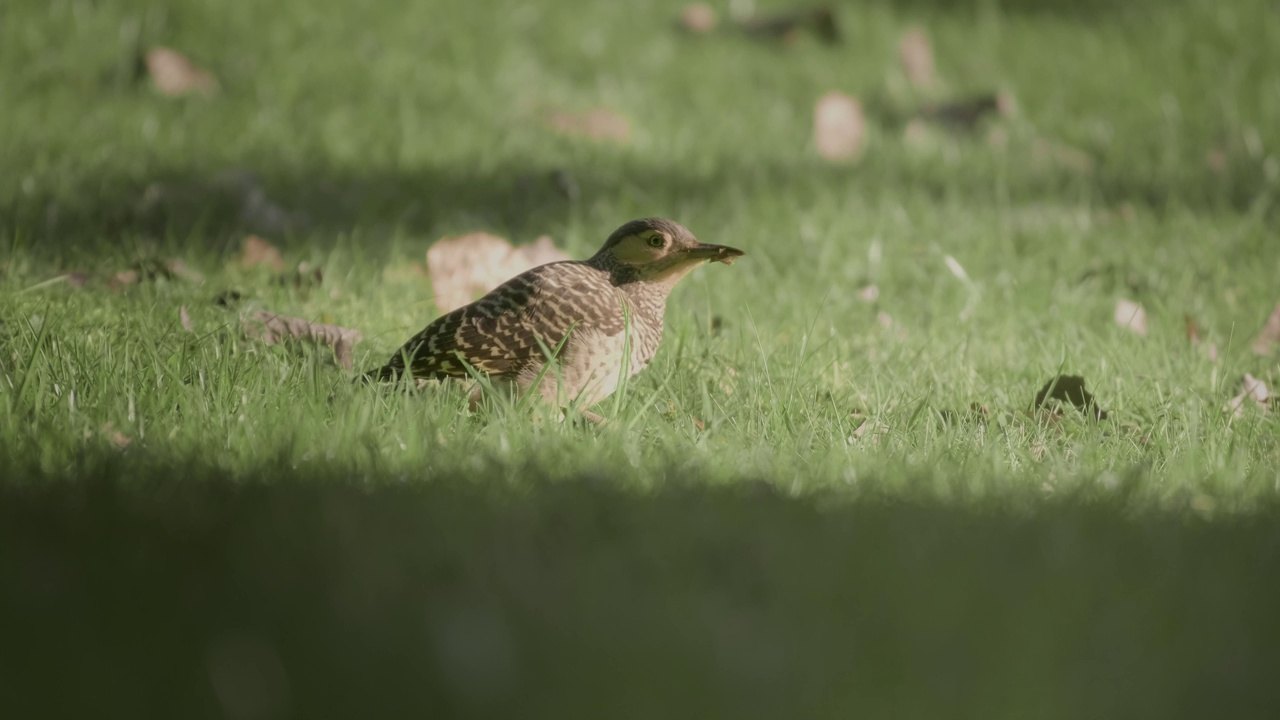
[{"xmin": 381, "ymin": 263, "xmax": 626, "ymax": 380}]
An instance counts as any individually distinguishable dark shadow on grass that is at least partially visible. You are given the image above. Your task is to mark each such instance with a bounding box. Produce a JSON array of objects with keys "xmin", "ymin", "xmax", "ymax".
[
  {"xmin": 3, "ymin": 457, "xmax": 1280, "ymax": 719},
  {"xmin": 4, "ymin": 147, "xmax": 1275, "ymax": 258}
]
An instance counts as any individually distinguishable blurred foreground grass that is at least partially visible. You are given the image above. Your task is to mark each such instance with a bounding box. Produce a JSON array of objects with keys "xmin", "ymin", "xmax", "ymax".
[
  {"xmin": 3, "ymin": 0, "xmax": 1280, "ymax": 715},
  {"xmin": 4, "ymin": 466, "xmax": 1280, "ymax": 719}
]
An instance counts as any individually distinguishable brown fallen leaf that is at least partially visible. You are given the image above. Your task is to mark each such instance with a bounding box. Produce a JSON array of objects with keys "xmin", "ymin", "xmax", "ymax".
[
  {"xmin": 814, "ymin": 91, "xmax": 866, "ymax": 162},
  {"xmin": 678, "ymin": 4, "xmax": 718, "ymax": 33},
  {"xmin": 244, "ymin": 311, "xmax": 362, "ymax": 370},
  {"xmin": 180, "ymin": 306, "xmax": 194, "ymax": 332},
  {"xmin": 691, "ymin": 416, "xmax": 706, "ymax": 432},
  {"xmin": 1034, "ymin": 374, "xmax": 1108, "ymax": 420},
  {"xmin": 164, "ymin": 258, "xmax": 205, "ymax": 284},
  {"xmin": 546, "ymin": 108, "xmax": 632, "ymax": 144},
  {"xmin": 850, "ymin": 419, "xmax": 888, "ymax": 444},
  {"xmin": 240, "ymin": 235, "xmax": 286, "ymax": 272},
  {"xmin": 102, "ymin": 422, "xmax": 132, "ymax": 449},
  {"xmin": 1251, "ymin": 301, "xmax": 1280, "ymax": 355},
  {"xmin": 718, "ymin": 366, "xmax": 738, "ymax": 396},
  {"xmin": 1223, "ymin": 373, "xmax": 1270, "ymax": 418},
  {"xmin": 426, "ymin": 232, "xmax": 571, "ymax": 313},
  {"xmin": 1115, "ymin": 299, "xmax": 1148, "ymax": 336},
  {"xmin": 1184, "ymin": 313, "xmax": 1220, "ymax": 359},
  {"xmin": 109, "ymin": 269, "xmax": 140, "ymax": 290},
  {"xmin": 898, "ymin": 28, "xmax": 935, "ymax": 89},
  {"xmin": 144, "ymin": 47, "xmax": 218, "ymax": 97},
  {"xmin": 1185, "ymin": 313, "xmax": 1201, "ymax": 344},
  {"xmin": 106, "ymin": 257, "xmax": 199, "ymax": 290}
]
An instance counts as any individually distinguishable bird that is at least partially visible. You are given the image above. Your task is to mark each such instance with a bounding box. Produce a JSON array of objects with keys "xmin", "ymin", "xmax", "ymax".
[{"xmin": 360, "ymin": 217, "xmax": 743, "ymax": 422}]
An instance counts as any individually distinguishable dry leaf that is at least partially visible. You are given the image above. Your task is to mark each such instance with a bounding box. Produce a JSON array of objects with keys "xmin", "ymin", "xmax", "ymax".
[
  {"xmin": 164, "ymin": 258, "xmax": 204, "ymax": 284},
  {"xmin": 1251, "ymin": 301, "xmax": 1280, "ymax": 355},
  {"xmin": 851, "ymin": 419, "xmax": 888, "ymax": 444},
  {"xmin": 427, "ymin": 232, "xmax": 571, "ymax": 313},
  {"xmin": 110, "ymin": 258, "xmax": 201, "ymax": 288},
  {"xmin": 1114, "ymin": 299, "xmax": 1148, "ymax": 336},
  {"xmin": 144, "ymin": 47, "xmax": 218, "ymax": 97},
  {"xmin": 240, "ymin": 235, "xmax": 286, "ymax": 272},
  {"xmin": 679, "ymin": 4, "xmax": 718, "ymax": 33},
  {"xmin": 857, "ymin": 284, "xmax": 879, "ymax": 302},
  {"xmin": 1223, "ymin": 373, "xmax": 1270, "ymax": 418},
  {"xmin": 1184, "ymin": 314, "xmax": 1201, "ymax": 345},
  {"xmin": 719, "ymin": 366, "xmax": 738, "ymax": 396},
  {"xmin": 1034, "ymin": 375, "xmax": 1107, "ymax": 420},
  {"xmin": 102, "ymin": 422, "xmax": 132, "ymax": 449},
  {"xmin": 1184, "ymin": 314, "xmax": 1220, "ymax": 359},
  {"xmin": 898, "ymin": 28, "xmax": 935, "ymax": 89},
  {"xmin": 244, "ymin": 311, "xmax": 362, "ymax": 370},
  {"xmin": 180, "ymin": 306, "xmax": 194, "ymax": 332},
  {"xmin": 110, "ymin": 269, "xmax": 140, "ymax": 289},
  {"xmin": 691, "ymin": 416, "xmax": 706, "ymax": 432},
  {"xmin": 814, "ymin": 92, "xmax": 865, "ymax": 162},
  {"xmin": 546, "ymin": 108, "xmax": 632, "ymax": 144}
]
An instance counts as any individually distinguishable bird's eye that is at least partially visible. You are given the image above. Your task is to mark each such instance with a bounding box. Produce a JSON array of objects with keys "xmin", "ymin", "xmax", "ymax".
[{"xmin": 647, "ymin": 235, "xmax": 665, "ymax": 248}]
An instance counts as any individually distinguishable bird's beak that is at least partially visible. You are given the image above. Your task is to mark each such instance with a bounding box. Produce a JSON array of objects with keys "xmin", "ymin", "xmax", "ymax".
[{"xmin": 683, "ymin": 242, "xmax": 745, "ymax": 265}]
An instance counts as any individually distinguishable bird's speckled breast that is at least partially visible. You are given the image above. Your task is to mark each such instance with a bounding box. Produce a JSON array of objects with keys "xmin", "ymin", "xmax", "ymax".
[{"xmin": 522, "ymin": 287, "xmax": 666, "ymax": 408}]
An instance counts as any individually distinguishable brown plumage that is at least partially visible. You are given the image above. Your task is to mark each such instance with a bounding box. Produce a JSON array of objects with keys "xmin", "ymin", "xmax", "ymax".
[{"xmin": 361, "ymin": 217, "xmax": 743, "ymax": 416}]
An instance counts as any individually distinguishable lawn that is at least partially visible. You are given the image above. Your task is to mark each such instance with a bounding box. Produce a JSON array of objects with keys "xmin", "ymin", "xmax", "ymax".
[{"xmin": 2, "ymin": 0, "xmax": 1280, "ymax": 716}]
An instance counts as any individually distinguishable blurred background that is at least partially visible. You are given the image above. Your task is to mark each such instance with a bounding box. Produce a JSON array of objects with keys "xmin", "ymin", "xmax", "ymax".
[{"xmin": 3, "ymin": 1, "xmax": 1280, "ymax": 718}]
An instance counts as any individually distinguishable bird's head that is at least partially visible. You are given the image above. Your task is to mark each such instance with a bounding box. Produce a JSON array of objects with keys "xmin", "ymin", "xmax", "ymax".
[{"xmin": 590, "ymin": 217, "xmax": 744, "ymax": 288}]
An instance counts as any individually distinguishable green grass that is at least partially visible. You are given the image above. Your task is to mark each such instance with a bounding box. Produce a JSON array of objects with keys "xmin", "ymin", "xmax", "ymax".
[{"xmin": 3, "ymin": 0, "xmax": 1280, "ymax": 715}]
